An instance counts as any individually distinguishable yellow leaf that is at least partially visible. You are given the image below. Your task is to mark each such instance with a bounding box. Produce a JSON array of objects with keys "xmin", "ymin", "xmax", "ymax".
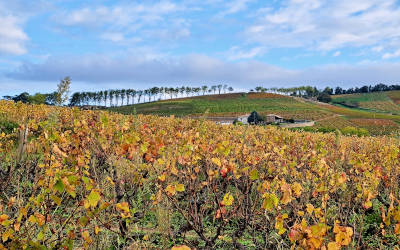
[
  {"xmin": 222, "ymin": 192, "xmax": 234, "ymax": 206},
  {"xmin": 176, "ymin": 184, "xmax": 185, "ymax": 192},
  {"xmin": 82, "ymin": 230, "xmax": 92, "ymax": 243},
  {"xmin": 395, "ymin": 223, "xmax": 400, "ymax": 235},
  {"xmin": 116, "ymin": 202, "xmax": 130, "ymax": 213},
  {"xmin": 212, "ymin": 158, "xmax": 221, "ymax": 167},
  {"xmin": 0, "ymin": 215, "xmax": 9, "ymax": 223},
  {"xmin": 171, "ymin": 166, "xmax": 179, "ymax": 176},
  {"xmin": 106, "ymin": 176, "xmax": 115, "ymax": 185},
  {"xmin": 165, "ymin": 185, "xmax": 176, "ymax": 196},
  {"xmin": 280, "ymin": 183, "xmax": 293, "ymax": 204},
  {"xmin": 292, "ymin": 182, "xmax": 303, "ymax": 198},
  {"xmin": 158, "ymin": 174, "xmax": 166, "ymax": 182},
  {"xmin": 2, "ymin": 228, "xmax": 13, "ymax": 243},
  {"xmin": 95, "ymin": 226, "xmax": 101, "ymax": 235},
  {"xmin": 14, "ymin": 223, "xmax": 20, "ymax": 232},
  {"xmin": 171, "ymin": 245, "xmax": 191, "ymax": 250},
  {"xmin": 306, "ymin": 204, "xmax": 314, "ymax": 215},
  {"xmin": 51, "ymin": 195, "xmax": 62, "ymax": 206},
  {"xmin": 364, "ymin": 200, "xmax": 372, "ymax": 209},
  {"xmin": 327, "ymin": 242, "xmax": 341, "ymax": 250}
]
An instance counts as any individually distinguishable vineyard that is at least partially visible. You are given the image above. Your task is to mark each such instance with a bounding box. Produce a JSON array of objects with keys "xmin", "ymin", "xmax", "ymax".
[
  {"xmin": 1, "ymin": 100, "xmax": 400, "ymax": 249},
  {"xmin": 332, "ymin": 92, "xmax": 400, "ymax": 114}
]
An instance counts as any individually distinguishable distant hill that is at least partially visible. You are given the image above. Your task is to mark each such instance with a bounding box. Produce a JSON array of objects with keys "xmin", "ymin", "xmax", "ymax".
[
  {"xmin": 108, "ymin": 92, "xmax": 400, "ymax": 136},
  {"xmin": 331, "ymin": 90, "xmax": 400, "ymax": 115}
]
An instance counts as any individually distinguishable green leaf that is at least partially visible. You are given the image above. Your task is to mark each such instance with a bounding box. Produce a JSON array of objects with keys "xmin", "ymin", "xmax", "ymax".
[
  {"xmin": 87, "ymin": 190, "xmax": 101, "ymax": 208},
  {"xmin": 54, "ymin": 180, "xmax": 65, "ymax": 193},
  {"xmin": 82, "ymin": 176, "xmax": 90, "ymax": 185},
  {"xmin": 250, "ymin": 169, "xmax": 259, "ymax": 180},
  {"xmin": 37, "ymin": 230, "xmax": 45, "ymax": 241},
  {"xmin": 263, "ymin": 193, "xmax": 279, "ymax": 211}
]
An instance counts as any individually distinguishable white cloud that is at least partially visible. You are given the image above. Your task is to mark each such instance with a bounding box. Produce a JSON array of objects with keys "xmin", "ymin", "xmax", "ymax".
[
  {"xmin": 58, "ymin": 2, "xmax": 183, "ymax": 28},
  {"xmin": 7, "ymin": 53, "xmax": 400, "ymax": 89},
  {"xmin": 100, "ymin": 32, "xmax": 125, "ymax": 42},
  {"xmin": 227, "ymin": 46, "xmax": 266, "ymax": 60},
  {"xmin": 218, "ymin": 0, "xmax": 254, "ymax": 17},
  {"xmin": 0, "ymin": 9, "xmax": 28, "ymax": 55},
  {"xmin": 246, "ymin": 0, "xmax": 400, "ymax": 51},
  {"xmin": 383, "ymin": 49, "xmax": 400, "ymax": 59},
  {"xmin": 333, "ymin": 51, "xmax": 341, "ymax": 57},
  {"xmin": 372, "ymin": 46, "xmax": 384, "ymax": 52},
  {"xmin": 55, "ymin": 1, "xmax": 189, "ymax": 43}
]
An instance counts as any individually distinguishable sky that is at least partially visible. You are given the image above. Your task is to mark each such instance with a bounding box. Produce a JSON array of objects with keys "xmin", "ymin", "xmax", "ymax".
[{"xmin": 1, "ymin": 0, "xmax": 400, "ymax": 96}]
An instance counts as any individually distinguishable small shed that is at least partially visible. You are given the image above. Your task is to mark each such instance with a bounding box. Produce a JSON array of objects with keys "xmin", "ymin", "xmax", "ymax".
[
  {"xmin": 266, "ymin": 114, "xmax": 284, "ymax": 123},
  {"xmin": 237, "ymin": 114, "xmax": 250, "ymax": 124}
]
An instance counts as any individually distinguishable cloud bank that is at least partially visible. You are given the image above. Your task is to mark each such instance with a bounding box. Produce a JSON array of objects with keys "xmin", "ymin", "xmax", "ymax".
[{"xmin": 8, "ymin": 54, "xmax": 400, "ymax": 89}]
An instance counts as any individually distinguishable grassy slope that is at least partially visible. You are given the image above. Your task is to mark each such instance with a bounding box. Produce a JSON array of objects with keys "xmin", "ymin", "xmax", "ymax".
[
  {"xmin": 109, "ymin": 92, "xmax": 400, "ymax": 135},
  {"xmin": 331, "ymin": 91, "xmax": 400, "ymax": 114},
  {"xmin": 110, "ymin": 93, "xmax": 333, "ymax": 120}
]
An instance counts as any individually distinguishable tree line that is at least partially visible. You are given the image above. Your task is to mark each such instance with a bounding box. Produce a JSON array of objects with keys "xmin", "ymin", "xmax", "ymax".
[
  {"xmin": 3, "ymin": 77, "xmax": 71, "ymax": 106},
  {"xmin": 253, "ymin": 83, "xmax": 400, "ymax": 103},
  {"xmin": 70, "ymin": 85, "xmax": 234, "ymax": 107}
]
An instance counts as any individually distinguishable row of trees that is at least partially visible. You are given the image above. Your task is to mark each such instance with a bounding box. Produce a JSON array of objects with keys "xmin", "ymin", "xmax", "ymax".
[
  {"xmin": 254, "ymin": 83, "xmax": 400, "ymax": 96},
  {"xmin": 253, "ymin": 83, "xmax": 400, "ymax": 103},
  {"xmin": 253, "ymin": 86, "xmax": 324, "ymax": 97},
  {"xmin": 333, "ymin": 83, "xmax": 400, "ymax": 95},
  {"xmin": 253, "ymin": 85, "xmax": 332, "ymax": 102},
  {"xmin": 69, "ymin": 85, "xmax": 234, "ymax": 107}
]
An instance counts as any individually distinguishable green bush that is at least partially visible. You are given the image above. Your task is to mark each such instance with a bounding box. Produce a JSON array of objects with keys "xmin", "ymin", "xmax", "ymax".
[
  {"xmin": 0, "ymin": 119, "xmax": 19, "ymax": 134},
  {"xmin": 341, "ymin": 126, "xmax": 369, "ymax": 137}
]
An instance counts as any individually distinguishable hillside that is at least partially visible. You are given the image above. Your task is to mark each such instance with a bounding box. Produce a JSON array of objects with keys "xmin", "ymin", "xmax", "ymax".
[
  {"xmin": 331, "ymin": 90, "xmax": 400, "ymax": 114},
  {"xmin": 109, "ymin": 92, "xmax": 333, "ymax": 120},
  {"xmin": 1, "ymin": 101, "xmax": 400, "ymax": 249},
  {"xmin": 109, "ymin": 92, "xmax": 400, "ymax": 135}
]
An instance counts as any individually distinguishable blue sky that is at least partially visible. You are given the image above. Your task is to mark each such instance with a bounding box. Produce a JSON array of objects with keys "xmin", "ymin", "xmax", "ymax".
[{"xmin": 1, "ymin": 0, "xmax": 400, "ymax": 95}]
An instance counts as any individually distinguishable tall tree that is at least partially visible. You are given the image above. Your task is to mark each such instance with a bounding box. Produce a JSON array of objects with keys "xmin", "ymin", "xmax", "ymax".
[
  {"xmin": 137, "ymin": 90, "xmax": 143, "ymax": 103},
  {"xmin": 103, "ymin": 90, "xmax": 108, "ymax": 106},
  {"xmin": 223, "ymin": 84, "xmax": 228, "ymax": 93},
  {"xmin": 201, "ymin": 85, "xmax": 208, "ymax": 95},
  {"xmin": 56, "ymin": 76, "xmax": 71, "ymax": 106},
  {"xmin": 121, "ymin": 89, "xmax": 126, "ymax": 106},
  {"xmin": 217, "ymin": 84, "xmax": 222, "ymax": 94},
  {"xmin": 109, "ymin": 90, "xmax": 114, "ymax": 107},
  {"xmin": 211, "ymin": 85, "xmax": 217, "ymax": 94}
]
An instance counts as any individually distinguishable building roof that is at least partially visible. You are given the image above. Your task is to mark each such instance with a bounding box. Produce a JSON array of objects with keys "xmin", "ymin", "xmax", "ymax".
[
  {"xmin": 266, "ymin": 114, "xmax": 283, "ymax": 119},
  {"xmin": 238, "ymin": 114, "xmax": 250, "ymax": 118}
]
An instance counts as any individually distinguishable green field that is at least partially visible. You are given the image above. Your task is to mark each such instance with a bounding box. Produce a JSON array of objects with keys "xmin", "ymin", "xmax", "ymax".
[
  {"xmin": 108, "ymin": 92, "xmax": 400, "ymax": 135},
  {"xmin": 331, "ymin": 91, "xmax": 400, "ymax": 114}
]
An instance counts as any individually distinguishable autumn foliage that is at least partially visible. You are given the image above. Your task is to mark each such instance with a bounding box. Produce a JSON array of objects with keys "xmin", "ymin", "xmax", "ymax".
[{"xmin": 0, "ymin": 100, "xmax": 400, "ymax": 249}]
